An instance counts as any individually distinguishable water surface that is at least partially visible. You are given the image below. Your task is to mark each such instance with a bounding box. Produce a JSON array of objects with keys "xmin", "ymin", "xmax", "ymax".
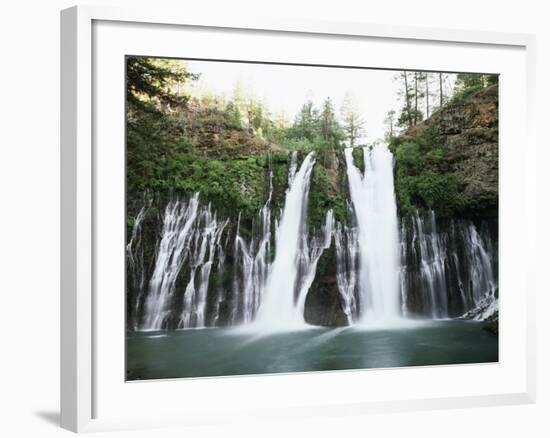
[{"xmin": 126, "ymin": 320, "xmax": 497, "ymax": 380}]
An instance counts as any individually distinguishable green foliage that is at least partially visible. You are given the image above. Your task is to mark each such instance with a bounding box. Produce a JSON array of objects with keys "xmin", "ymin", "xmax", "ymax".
[
  {"xmin": 308, "ymin": 165, "xmax": 348, "ymax": 229},
  {"xmin": 351, "ymin": 147, "xmax": 365, "ymax": 173},
  {"xmin": 224, "ymin": 101, "xmax": 242, "ymax": 129},
  {"xmin": 126, "ymin": 58, "xmax": 353, "ymax": 232},
  {"xmin": 340, "ymin": 92, "xmax": 364, "ymax": 146},
  {"xmin": 454, "ymin": 73, "xmax": 498, "ymax": 91},
  {"xmin": 450, "ymin": 74, "xmax": 498, "ymax": 105},
  {"xmin": 394, "ymin": 141, "xmax": 424, "ymax": 174},
  {"xmin": 395, "ymin": 71, "xmax": 425, "ymax": 130},
  {"xmin": 280, "ymin": 98, "xmax": 345, "ymax": 168},
  {"xmin": 290, "ymin": 101, "xmax": 319, "ymax": 142},
  {"xmin": 153, "ymin": 153, "xmax": 273, "ymax": 220},
  {"xmin": 395, "ymin": 169, "xmax": 464, "ymax": 217},
  {"xmin": 126, "ymin": 57, "xmax": 198, "ymax": 110},
  {"xmin": 392, "ymin": 125, "xmax": 464, "ymax": 217},
  {"xmin": 448, "ymin": 84, "xmax": 484, "ymax": 105}
]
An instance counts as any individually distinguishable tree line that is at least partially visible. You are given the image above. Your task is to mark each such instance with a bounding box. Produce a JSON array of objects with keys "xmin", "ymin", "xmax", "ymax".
[
  {"xmin": 385, "ymin": 71, "xmax": 498, "ymax": 139},
  {"xmin": 218, "ymin": 85, "xmax": 366, "ymax": 166}
]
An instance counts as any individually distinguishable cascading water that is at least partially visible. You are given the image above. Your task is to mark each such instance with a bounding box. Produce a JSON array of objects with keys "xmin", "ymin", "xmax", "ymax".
[
  {"xmin": 415, "ymin": 211, "xmax": 449, "ymax": 318},
  {"xmin": 126, "ymin": 203, "xmax": 150, "ymax": 330},
  {"xmin": 179, "ymin": 208, "xmax": 228, "ymax": 329},
  {"xmin": 252, "ymin": 151, "xmax": 316, "ymax": 330},
  {"xmin": 232, "ymin": 167, "xmax": 273, "ymax": 324},
  {"xmin": 295, "ymin": 210, "xmax": 335, "ymax": 317},
  {"xmin": 399, "ymin": 210, "xmax": 498, "ymax": 319},
  {"xmin": 210, "ymin": 232, "xmax": 229, "ymax": 326},
  {"xmin": 141, "ymin": 195, "xmax": 200, "ymax": 330},
  {"xmin": 334, "ymin": 222, "xmax": 359, "ymax": 324},
  {"xmin": 344, "ymin": 146, "xmax": 401, "ymax": 324},
  {"xmin": 131, "ymin": 147, "xmax": 498, "ymax": 332}
]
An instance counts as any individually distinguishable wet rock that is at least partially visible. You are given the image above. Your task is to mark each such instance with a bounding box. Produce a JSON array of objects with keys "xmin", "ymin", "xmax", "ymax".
[{"xmin": 304, "ymin": 245, "xmax": 349, "ymax": 327}]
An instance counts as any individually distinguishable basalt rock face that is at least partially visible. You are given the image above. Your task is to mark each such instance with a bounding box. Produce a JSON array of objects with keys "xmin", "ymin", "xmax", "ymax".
[
  {"xmin": 395, "ymin": 85, "xmax": 499, "ymax": 322},
  {"xmin": 399, "ymin": 85, "xmax": 499, "ymax": 218},
  {"xmin": 305, "ymin": 245, "xmax": 349, "ymax": 327},
  {"xmin": 174, "ymin": 101, "xmax": 270, "ymax": 156}
]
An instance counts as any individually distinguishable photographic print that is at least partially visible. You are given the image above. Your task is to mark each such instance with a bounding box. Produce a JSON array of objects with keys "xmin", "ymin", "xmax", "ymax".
[{"xmin": 125, "ymin": 57, "xmax": 498, "ymax": 380}]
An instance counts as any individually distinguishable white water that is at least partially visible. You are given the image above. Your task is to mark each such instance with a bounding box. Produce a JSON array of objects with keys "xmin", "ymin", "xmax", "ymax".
[
  {"xmin": 126, "ymin": 203, "xmax": 150, "ymax": 330},
  {"xmin": 334, "ymin": 222, "xmax": 359, "ymax": 324},
  {"xmin": 344, "ymin": 146, "xmax": 401, "ymax": 324},
  {"xmin": 399, "ymin": 210, "xmax": 497, "ymax": 318},
  {"xmin": 179, "ymin": 208, "xmax": 228, "ymax": 328},
  {"xmin": 252, "ymin": 152, "xmax": 316, "ymax": 331},
  {"xmin": 135, "ymin": 146, "xmax": 498, "ymax": 332},
  {"xmin": 295, "ymin": 210, "xmax": 335, "ymax": 318},
  {"xmin": 232, "ymin": 167, "xmax": 273, "ymax": 324},
  {"xmin": 415, "ymin": 211, "xmax": 448, "ymax": 317},
  {"xmin": 142, "ymin": 195, "xmax": 200, "ymax": 330}
]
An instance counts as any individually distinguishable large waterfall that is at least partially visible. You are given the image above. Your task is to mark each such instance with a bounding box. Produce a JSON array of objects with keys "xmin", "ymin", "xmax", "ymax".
[
  {"xmin": 252, "ymin": 152, "xmax": 316, "ymax": 330},
  {"xmin": 129, "ymin": 146, "xmax": 498, "ymax": 332},
  {"xmin": 344, "ymin": 146, "xmax": 401, "ymax": 324}
]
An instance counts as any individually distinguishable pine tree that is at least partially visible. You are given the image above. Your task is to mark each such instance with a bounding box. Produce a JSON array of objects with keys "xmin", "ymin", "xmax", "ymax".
[
  {"xmin": 396, "ymin": 71, "xmax": 422, "ymax": 129},
  {"xmin": 384, "ymin": 110, "xmax": 396, "ymax": 140},
  {"xmin": 319, "ymin": 98, "xmax": 343, "ymax": 145},
  {"xmin": 423, "ymin": 72, "xmax": 431, "ymax": 119},
  {"xmin": 126, "ymin": 57, "xmax": 198, "ymax": 110},
  {"xmin": 291, "ymin": 101, "xmax": 319, "ymax": 142},
  {"xmin": 438, "ymin": 72, "xmax": 445, "ymax": 108},
  {"xmin": 454, "ymin": 73, "xmax": 498, "ymax": 93},
  {"xmin": 340, "ymin": 92, "xmax": 364, "ymax": 147}
]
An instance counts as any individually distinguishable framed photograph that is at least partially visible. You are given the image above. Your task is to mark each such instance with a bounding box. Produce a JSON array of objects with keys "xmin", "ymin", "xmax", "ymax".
[{"xmin": 61, "ymin": 5, "xmax": 536, "ymax": 433}]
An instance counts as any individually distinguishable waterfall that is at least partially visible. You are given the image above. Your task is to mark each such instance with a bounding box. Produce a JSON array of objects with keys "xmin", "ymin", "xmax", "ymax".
[
  {"xmin": 141, "ymin": 195, "xmax": 229, "ymax": 330},
  {"xmin": 415, "ymin": 210, "xmax": 449, "ymax": 318},
  {"xmin": 179, "ymin": 207, "xmax": 228, "ymax": 329},
  {"xmin": 399, "ymin": 210, "xmax": 498, "ymax": 319},
  {"xmin": 126, "ymin": 203, "xmax": 150, "ymax": 330},
  {"xmin": 211, "ymin": 232, "xmax": 229, "ymax": 326},
  {"xmin": 334, "ymin": 222, "xmax": 359, "ymax": 324},
  {"xmin": 295, "ymin": 210, "xmax": 335, "ymax": 317},
  {"xmin": 142, "ymin": 195, "xmax": 200, "ymax": 330},
  {"xmin": 463, "ymin": 222, "xmax": 497, "ymax": 305},
  {"xmin": 232, "ymin": 167, "xmax": 274, "ymax": 323},
  {"xmin": 252, "ymin": 151, "xmax": 316, "ymax": 330},
  {"xmin": 344, "ymin": 146, "xmax": 401, "ymax": 324},
  {"xmin": 131, "ymin": 146, "xmax": 498, "ymax": 332}
]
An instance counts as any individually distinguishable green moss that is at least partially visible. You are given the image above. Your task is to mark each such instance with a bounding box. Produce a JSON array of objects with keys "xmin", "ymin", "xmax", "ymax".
[
  {"xmin": 351, "ymin": 147, "xmax": 365, "ymax": 173},
  {"xmin": 307, "ymin": 164, "xmax": 348, "ymax": 230},
  {"xmin": 131, "ymin": 150, "xmax": 278, "ymax": 222},
  {"xmin": 448, "ymin": 84, "xmax": 484, "ymax": 105},
  {"xmin": 396, "ymin": 168, "xmax": 466, "ymax": 218},
  {"xmin": 393, "ymin": 124, "xmax": 465, "ymax": 217}
]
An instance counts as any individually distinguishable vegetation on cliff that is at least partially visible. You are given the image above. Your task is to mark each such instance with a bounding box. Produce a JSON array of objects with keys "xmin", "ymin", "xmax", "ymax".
[
  {"xmin": 127, "ymin": 57, "xmax": 498, "ymax": 229},
  {"xmin": 389, "ymin": 81, "xmax": 498, "ymax": 219},
  {"xmin": 126, "ymin": 57, "xmax": 360, "ymax": 229}
]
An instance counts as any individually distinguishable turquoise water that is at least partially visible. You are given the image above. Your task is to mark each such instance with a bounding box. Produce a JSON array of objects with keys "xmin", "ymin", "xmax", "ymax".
[{"xmin": 126, "ymin": 320, "xmax": 498, "ymax": 380}]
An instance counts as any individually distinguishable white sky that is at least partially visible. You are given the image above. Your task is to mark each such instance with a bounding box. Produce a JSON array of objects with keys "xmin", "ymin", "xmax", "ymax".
[{"xmin": 182, "ymin": 60, "xmax": 456, "ymax": 143}]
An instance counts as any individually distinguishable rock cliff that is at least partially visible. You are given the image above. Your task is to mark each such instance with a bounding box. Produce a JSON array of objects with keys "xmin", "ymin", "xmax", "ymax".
[{"xmin": 394, "ymin": 84, "xmax": 498, "ymax": 218}]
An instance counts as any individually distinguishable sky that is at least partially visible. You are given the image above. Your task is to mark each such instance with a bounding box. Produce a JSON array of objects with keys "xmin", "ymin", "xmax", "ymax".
[{"xmin": 182, "ymin": 59, "xmax": 456, "ymax": 143}]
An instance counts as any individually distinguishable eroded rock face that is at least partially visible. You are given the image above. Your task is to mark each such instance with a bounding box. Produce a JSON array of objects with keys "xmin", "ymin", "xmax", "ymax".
[
  {"xmin": 304, "ymin": 245, "xmax": 349, "ymax": 327},
  {"xmin": 400, "ymin": 85, "xmax": 499, "ymax": 216}
]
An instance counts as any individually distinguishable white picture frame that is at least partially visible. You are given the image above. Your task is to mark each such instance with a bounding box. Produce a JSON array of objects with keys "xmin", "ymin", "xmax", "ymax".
[{"xmin": 60, "ymin": 4, "xmax": 537, "ymax": 433}]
